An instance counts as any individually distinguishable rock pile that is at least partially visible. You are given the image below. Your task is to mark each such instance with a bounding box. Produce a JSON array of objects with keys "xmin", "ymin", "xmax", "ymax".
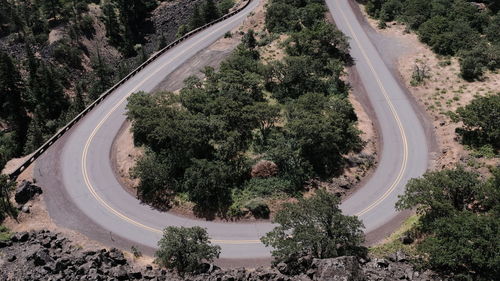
[
  {"xmin": 0, "ymin": 230, "xmax": 443, "ymax": 281},
  {"xmin": 14, "ymin": 180, "xmax": 42, "ymax": 204}
]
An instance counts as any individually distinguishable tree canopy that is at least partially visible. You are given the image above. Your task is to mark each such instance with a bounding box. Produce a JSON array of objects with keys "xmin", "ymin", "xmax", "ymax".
[
  {"xmin": 396, "ymin": 167, "xmax": 500, "ymax": 280},
  {"xmin": 261, "ymin": 189, "xmax": 366, "ymax": 271},
  {"xmin": 155, "ymin": 226, "xmax": 221, "ymax": 273},
  {"xmin": 454, "ymin": 93, "xmax": 500, "ymax": 151}
]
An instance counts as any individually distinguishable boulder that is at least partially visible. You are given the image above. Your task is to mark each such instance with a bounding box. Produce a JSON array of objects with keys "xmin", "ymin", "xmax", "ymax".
[
  {"xmin": 15, "ymin": 180, "xmax": 42, "ymax": 204},
  {"xmin": 11, "ymin": 231, "xmax": 29, "ymax": 242},
  {"xmin": 400, "ymin": 233, "xmax": 414, "ymax": 245},
  {"xmin": 31, "ymin": 249, "xmax": 54, "ymax": 266},
  {"xmin": 311, "ymin": 256, "xmax": 364, "ymax": 281},
  {"xmin": 21, "ymin": 204, "xmax": 30, "ymax": 213},
  {"xmin": 110, "ymin": 265, "xmax": 129, "ymax": 280}
]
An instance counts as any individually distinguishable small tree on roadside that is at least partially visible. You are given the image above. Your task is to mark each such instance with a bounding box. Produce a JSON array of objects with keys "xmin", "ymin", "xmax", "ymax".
[
  {"xmin": 261, "ymin": 189, "xmax": 366, "ymax": 271},
  {"xmin": 0, "ymin": 175, "xmax": 16, "ymax": 222},
  {"xmin": 410, "ymin": 59, "xmax": 431, "ymax": 86},
  {"xmin": 155, "ymin": 226, "xmax": 221, "ymax": 274}
]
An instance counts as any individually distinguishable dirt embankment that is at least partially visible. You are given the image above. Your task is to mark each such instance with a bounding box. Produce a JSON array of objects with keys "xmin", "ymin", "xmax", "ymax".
[{"xmin": 355, "ymin": 2, "xmax": 499, "ymax": 172}]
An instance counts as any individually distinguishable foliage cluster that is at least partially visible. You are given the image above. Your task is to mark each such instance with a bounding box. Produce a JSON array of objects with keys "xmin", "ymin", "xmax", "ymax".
[
  {"xmin": 155, "ymin": 226, "xmax": 220, "ymax": 274},
  {"xmin": 156, "ymin": 191, "xmax": 366, "ymax": 274},
  {"xmin": 0, "ymin": 175, "xmax": 16, "ymax": 222},
  {"xmin": 396, "ymin": 167, "xmax": 500, "ymax": 280},
  {"xmin": 176, "ymin": 0, "xmax": 235, "ymax": 37},
  {"xmin": 262, "ymin": 189, "xmax": 366, "ymax": 271},
  {"xmin": 127, "ymin": 0, "xmax": 362, "ymax": 217},
  {"xmin": 362, "ymin": 0, "xmax": 500, "ymax": 80},
  {"xmin": 454, "ymin": 93, "xmax": 500, "ymax": 152}
]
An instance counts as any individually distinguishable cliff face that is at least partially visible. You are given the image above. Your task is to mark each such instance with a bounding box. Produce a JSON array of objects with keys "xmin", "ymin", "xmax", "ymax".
[{"xmin": 0, "ymin": 230, "xmax": 443, "ymax": 281}]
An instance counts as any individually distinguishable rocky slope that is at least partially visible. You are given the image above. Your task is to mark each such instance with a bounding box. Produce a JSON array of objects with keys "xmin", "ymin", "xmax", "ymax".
[{"xmin": 0, "ymin": 230, "xmax": 443, "ymax": 281}]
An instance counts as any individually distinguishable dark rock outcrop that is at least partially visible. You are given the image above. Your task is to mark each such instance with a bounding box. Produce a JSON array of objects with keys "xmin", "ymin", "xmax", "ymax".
[
  {"xmin": 0, "ymin": 230, "xmax": 444, "ymax": 281},
  {"xmin": 14, "ymin": 181, "xmax": 42, "ymax": 204}
]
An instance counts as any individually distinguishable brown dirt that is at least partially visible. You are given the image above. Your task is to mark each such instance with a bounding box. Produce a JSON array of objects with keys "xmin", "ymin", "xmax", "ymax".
[
  {"xmin": 2, "ymin": 154, "xmax": 34, "ymax": 182},
  {"xmin": 357, "ymin": 3, "xmax": 500, "ymax": 171},
  {"xmin": 111, "ymin": 121, "xmax": 142, "ymax": 196}
]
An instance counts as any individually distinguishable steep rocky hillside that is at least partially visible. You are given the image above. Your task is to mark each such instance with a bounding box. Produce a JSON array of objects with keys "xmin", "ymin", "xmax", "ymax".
[{"xmin": 0, "ymin": 230, "xmax": 443, "ymax": 281}]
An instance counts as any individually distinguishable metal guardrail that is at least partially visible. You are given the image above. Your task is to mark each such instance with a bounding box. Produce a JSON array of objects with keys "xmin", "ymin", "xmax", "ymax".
[{"xmin": 9, "ymin": 0, "xmax": 253, "ymax": 180}]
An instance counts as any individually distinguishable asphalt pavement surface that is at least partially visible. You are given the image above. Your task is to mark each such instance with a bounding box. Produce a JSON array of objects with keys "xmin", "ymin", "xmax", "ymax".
[{"xmin": 35, "ymin": 0, "xmax": 429, "ymax": 260}]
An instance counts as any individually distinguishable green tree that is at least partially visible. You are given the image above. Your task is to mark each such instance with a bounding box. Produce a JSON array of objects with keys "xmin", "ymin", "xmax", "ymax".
[
  {"xmin": 202, "ymin": 0, "xmax": 220, "ymax": 23},
  {"xmin": 455, "ymin": 93, "xmax": 500, "ymax": 150},
  {"xmin": 261, "ymin": 189, "xmax": 366, "ymax": 269},
  {"xmin": 189, "ymin": 4, "xmax": 204, "ymax": 29},
  {"xmin": 265, "ymin": 3, "xmax": 297, "ymax": 33},
  {"xmin": 242, "ymin": 29, "xmax": 257, "ymax": 49},
  {"xmin": 156, "ymin": 226, "xmax": 221, "ymax": 273},
  {"xmin": 0, "ymin": 51, "xmax": 29, "ymax": 152},
  {"xmin": 0, "ymin": 175, "xmax": 16, "ymax": 222},
  {"xmin": 286, "ymin": 93, "xmax": 362, "ymax": 177},
  {"xmin": 419, "ymin": 213, "xmax": 500, "ymax": 280},
  {"xmin": 102, "ymin": 1, "xmax": 122, "ymax": 46},
  {"xmin": 396, "ymin": 167, "xmax": 483, "ymax": 229},
  {"xmin": 183, "ymin": 159, "xmax": 234, "ymax": 212},
  {"xmin": 217, "ymin": 0, "xmax": 234, "ymax": 14}
]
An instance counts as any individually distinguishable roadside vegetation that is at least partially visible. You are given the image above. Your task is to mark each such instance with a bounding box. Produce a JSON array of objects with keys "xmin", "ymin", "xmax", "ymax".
[
  {"xmin": 262, "ymin": 189, "xmax": 367, "ymax": 272},
  {"xmin": 127, "ymin": 0, "xmax": 363, "ymax": 218},
  {"xmin": 156, "ymin": 190, "xmax": 367, "ymax": 274},
  {"xmin": 176, "ymin": 0, "xmax": 235, "ymax": 37},
  {"xmin": 155, "ymin": 226, "xmax": 221, "ymax": 274},
  {"xmin": 394, "ymin": 167, "xmax": 500, "ymax": 280},
  {"xmin": 452, "ymin": 92, "xmax": 500, "ymax": 153},
  {"xmin": 361, "ymin": 0, "xmax": 500, "ymax": 81}
]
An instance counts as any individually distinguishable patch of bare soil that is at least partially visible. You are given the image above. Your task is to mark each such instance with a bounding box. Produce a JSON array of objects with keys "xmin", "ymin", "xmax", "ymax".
[
  {"xmin": 112, "ymin": 121, "xmax": 143, "ymax": 196},
  {"xmin": 2, "ymin": 154, "xmax": 34, "ymax": 183},
  {"xmin": 357, "ymin": 3, "xmax": 500, "ymax": 172}
]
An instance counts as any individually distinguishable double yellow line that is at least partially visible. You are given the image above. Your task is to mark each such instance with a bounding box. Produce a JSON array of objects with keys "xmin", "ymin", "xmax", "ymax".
[
  {"xmin": 80, "ymin": 0, "xmax": 408, "ymax": 246},
  {"xmin": 81, "ymin": 7, "xmax": 261, "ymax": 244},
  {"xmin": 335, "ymin": 2, "xmax": 409, "ymax": 217}
]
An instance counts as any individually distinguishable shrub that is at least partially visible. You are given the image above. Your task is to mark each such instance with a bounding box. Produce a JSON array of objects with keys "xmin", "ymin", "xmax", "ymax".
[{"xmin": 156, "ymin": 226, "xmax": 220, "ymax": 273}]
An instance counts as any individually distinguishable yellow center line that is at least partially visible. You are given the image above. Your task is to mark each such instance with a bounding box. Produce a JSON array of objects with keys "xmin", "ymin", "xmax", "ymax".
[
  {"xmin": 81, "ymin": 7, "xmax": 261, "ymax": 245},
  {"xmin": 81, "ymin": 0, "xmax": 409, "ymax": 247},
  {"xmin": 335, "ymin": 1, "xmax": 409, "ymax": 217}
]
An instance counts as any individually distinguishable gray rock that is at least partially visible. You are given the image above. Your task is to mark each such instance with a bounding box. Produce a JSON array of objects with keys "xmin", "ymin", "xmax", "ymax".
[
  {"xmin": 11, "ymin": 231, "xmax": 29, "ymax": 242},
  {"xmin": 21, "ymin": 204, "xmax": 30, "ymax": 213},
  {"xmin": 32, "ymin": 249, "xmax": 54, "ymax": 266},
  {"xmin": 311, "ymin": 256, "xmax": 364, "ymax": 281},
  {"xmin": 110, "ymin": 265, "xmax": 129, "ymax": 280},
  {"xmin": 14, "ymin": 180, "xmax": 42, "ymax": 204},
  {"xmin": 400, "ymin": 233, "xmax": 414, "ymax": 245},
  {"xmin": 7, "ymin": 254, "xmax": 17, "ymax": 262}
]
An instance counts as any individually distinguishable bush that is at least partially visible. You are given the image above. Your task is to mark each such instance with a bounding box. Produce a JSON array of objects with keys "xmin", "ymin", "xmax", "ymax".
[
  {"xmin": 156, "ymin": 226, "xmax": 220, "ymax": 273},
  {"xmin": 261, "ymin": 189, "xmax": 366, "ymax": 269},
  {"xmin": 244, "ymin": 198, "xmax": 270, "ymax": 218},
  {"xmin": 244, "ymin": 177, "xmax": 292, "ymax": 197},
  {"xmin": 455, "ymin": 93, "xmax": 500, "ymax": 150}
]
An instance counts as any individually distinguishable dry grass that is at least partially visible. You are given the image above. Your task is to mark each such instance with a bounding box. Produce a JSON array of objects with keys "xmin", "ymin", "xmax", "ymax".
[{"xmin": 358, "ymin": 3, "xmax": 500, "ymax": 172}]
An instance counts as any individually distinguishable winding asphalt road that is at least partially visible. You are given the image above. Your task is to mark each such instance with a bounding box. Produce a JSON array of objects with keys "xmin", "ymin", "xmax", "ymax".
[{"xmin": 34, "ymin": 0, "xmax": 429, "ymax": 260}]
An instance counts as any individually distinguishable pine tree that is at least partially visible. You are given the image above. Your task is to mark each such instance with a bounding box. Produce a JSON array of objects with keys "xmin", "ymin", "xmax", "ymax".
[
  {"xmin": 189, "ymin": 4, "xmax": 204, "ymax": 29},
  {"xmin": 202, "ymin": 0, "xmax": 220, "ymax": 23},
  {"xmin": 102, "ymin": 1, "xmax": 122, "ymax": 46},
  {"xmin": 0, "ymin": 51, "xmax": 29, "ymax": 153}
]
